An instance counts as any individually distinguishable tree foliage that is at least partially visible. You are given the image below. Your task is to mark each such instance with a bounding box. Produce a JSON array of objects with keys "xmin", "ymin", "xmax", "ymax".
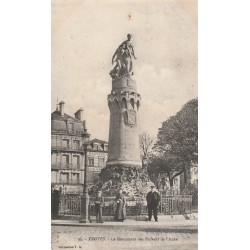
[
  {"xmin": 157, "ymin": 98, "xmax": 198, "ymax": 164},
  {"xmin": 148, "ymin": 154, "xmax": 185, "ymax": 187},
  {"xmin": 149, "ymin": 98, "xmax": 198, "ymax": 187}
]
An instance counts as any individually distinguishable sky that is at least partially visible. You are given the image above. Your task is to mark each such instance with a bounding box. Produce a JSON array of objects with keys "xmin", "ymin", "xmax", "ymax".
[{"xmin": 51, "ymin": 0, "xmax": 197, "ymax": 142}]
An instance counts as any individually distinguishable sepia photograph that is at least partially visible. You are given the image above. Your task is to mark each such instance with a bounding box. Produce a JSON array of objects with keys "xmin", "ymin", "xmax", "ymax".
[
  {"xmin": 51, "ymin": 0, "xmax": 198, "ymax": 249},
  {"xmin": 3, "ymin": 1, "xmax": 250, "ymax": 250}
]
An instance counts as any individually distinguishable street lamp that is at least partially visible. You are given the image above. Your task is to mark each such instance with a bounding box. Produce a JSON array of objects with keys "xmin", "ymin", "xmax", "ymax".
[{"xmin": 79, "ymin": 142, "xmax": 90, "ymax": 223}]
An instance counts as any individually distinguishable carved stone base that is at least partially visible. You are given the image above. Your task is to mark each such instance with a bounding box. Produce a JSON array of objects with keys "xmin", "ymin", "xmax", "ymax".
[{"xmin": 89, "ymin": 165, "xmax": 154, "ymax": 197}]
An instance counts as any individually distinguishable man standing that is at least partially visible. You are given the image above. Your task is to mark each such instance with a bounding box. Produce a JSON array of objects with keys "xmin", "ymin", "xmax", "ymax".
[
  {"xmin": 94, "ymin": 190, "xmax": 104, "ymax": 223},
  {"xmin": 146, "ymin": 185, "xmax": 161, "ymax": 222}
]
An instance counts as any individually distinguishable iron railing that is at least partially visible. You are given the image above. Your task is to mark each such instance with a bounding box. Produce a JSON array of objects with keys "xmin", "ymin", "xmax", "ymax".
[
  {"xmin": 59, "ymin": 195, "xmax": 81, "ymax": 215},
  {"xmin": 58, "ymin": 194, "xmax": 192, "ymax": 216},
  {"xmin": 160, "ymin": 195, "xmax": 192, "ymax": 215}
]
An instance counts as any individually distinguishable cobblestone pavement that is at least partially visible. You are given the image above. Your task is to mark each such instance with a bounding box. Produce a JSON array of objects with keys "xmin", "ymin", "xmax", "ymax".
[{"xmin": 52, "ymin": 219, "xmax": 198, "ymax": 250}]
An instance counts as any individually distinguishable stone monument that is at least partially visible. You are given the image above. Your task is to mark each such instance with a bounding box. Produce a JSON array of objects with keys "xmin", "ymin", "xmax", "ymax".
[
  {"xmin": 107, "ymin": 33, "xmax": 141, "ymax": 168},
  {"xmin": 97, "ymin": 34, "xmax": 153, "ymax": 197}
]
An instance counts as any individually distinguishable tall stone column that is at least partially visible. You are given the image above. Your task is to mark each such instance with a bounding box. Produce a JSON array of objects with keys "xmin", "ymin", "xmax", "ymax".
[
  {"xmin": 107, "ymin": 75, "xmax": 142, "ymax": 169},
  {"xmin": 97, "ymin": 34, "xmax": 152, "ymax": 197}
]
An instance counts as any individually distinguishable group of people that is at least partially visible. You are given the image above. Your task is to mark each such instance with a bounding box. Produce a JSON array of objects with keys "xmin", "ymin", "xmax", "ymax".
[
  {"xmin": 94, "ymin": 188, "xmax": 126, "ymax": 223},
  {"xmin": 94, "ymin": 185, "xmax": 161, "ymax": 223},
  {"xmin": 52, "ymin": 184, "xmax": 161, "ymax": 222}
]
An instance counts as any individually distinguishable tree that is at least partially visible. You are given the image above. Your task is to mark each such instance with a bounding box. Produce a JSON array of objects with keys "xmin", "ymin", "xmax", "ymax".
[
  {"xmin": 148, "ymin": 153, "xmax": 184, "ymax": 188},
  {"xmin": 139, "ymin": 132, "xmax": 154, "ymax": 159},
  {"xmin": 153, "ymin": 98, "xmax": 198, "ymax": 186}
]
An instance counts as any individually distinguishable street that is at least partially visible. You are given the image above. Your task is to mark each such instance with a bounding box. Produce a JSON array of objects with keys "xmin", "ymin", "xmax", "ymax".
[{"xmin": 51, "ymin": 218, "xmax": 198, "ymax": 250}]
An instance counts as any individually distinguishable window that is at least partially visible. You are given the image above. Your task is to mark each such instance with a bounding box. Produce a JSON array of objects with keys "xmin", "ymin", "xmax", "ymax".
[
  {"xmin": 62, "ymin": 155, "xmax": 70, "ymax": 168},
  {"xmin": 88, "ymin": 158, "xmax": 94, "ymax": 167},
  {"xmin": 51, "ymin": 171, "xmax": 57, "ymax": 183},
  {"xmin": 68, "ymin": 123, "xmax": 74, "ymax": 133},
  {"xmin": 73, "ymin": 140, "xmax": 80, "ymax": 150},
  {"xmin": 122, "ymin": 98, "xmax": 127, "ymax": 109},
  {"xmin": 72, "ymin": 155, "xmax": 80, "ymax": 169},
  {"xmin": 62, "ymin": 139, "xmax": 69, "ymax": 149},
  {"xmin": 98, "ymin": 157, "xmax": 105, "ymax": 167},
  {"xmin": 72, "ymin": 173, "xmax": 80, "ymax": 184},
  {"xmin": 130, "ymin": 98, "xmax": 135, "ymax": 109},
  {"xmin": 51, "ymin": 136, "xmax": 57, "ymax": 148},
  {"xmin": 51, "ymin": 153, "xmax": 58, "ymax": 169},
  {"xmin": 61, "ymin": 173, "xmax": 69, "ymax": 184},
  {"xmin": 51, "ymin": 153, "xmax": 57, "ymax": 164}
]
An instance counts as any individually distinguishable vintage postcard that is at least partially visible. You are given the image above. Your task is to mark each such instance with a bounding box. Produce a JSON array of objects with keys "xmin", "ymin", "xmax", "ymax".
[{"xmin": 51, "ymin": 0, "xmax": 198, "ymax": 249}]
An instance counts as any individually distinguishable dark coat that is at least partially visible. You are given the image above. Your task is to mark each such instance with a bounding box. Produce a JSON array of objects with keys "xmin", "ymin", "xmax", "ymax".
[
  {"xmin": 51, "ymin": 189, "xmax": 60, "ymax": 215},
  {"xmin": 115, "ymin": 193, "xmax": 126, "ymax": 220},
  {"xmin": 146, "ymin": 191, "xmax": 161, "ymax": 207}
]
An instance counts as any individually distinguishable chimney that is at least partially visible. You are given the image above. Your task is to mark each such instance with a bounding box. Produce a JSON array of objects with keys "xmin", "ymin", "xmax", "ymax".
[
  {"xmin": 74, "ymin": 108, "xmax": 83, "ymax": 121},
  {"xmin": 59, "ymin": 101, "xmax": 65, "ymax": 116}
]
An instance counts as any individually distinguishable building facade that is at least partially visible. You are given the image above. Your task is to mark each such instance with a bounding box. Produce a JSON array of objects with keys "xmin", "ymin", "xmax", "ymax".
[
  {"xmin": 51, "ymin": 101, "xmax": 109, "ymax": 193},
  {"xmin": 87, "ymin": 139, "xmax": 108, "ymax": 185},
  {"xmin": 51, "ymin": 101, "xmax": 90, "ymax": 194}
]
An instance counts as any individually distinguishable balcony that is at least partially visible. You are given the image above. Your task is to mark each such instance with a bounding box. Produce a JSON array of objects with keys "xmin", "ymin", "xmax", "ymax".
[
  {"xmin": 51, "ymin": 180, "xmax": 83, "ymax": 185},
  {"xmin": 67, "ymin": 129, "xmax": 83, "ymax": 135},
  {"xmin": 51, "ymin": 129, "xmax": 84, "ymax": 136},
  {"xmin": 51, "ymin": 144, "xmax": 84, "ymax": 152},
  {"xmin": 51, "ymin": 162, "xmax": 83, "ymax": 170}
]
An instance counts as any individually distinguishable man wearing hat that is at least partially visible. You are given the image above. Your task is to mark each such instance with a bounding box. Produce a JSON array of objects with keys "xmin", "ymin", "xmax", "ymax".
[
  {"xmin": 94, "ymin": 190, "xmax": 104, "ymax": 223},
  {"xmin": 146, "ymin": 185, "xmax": 161, "ymax": 222}
]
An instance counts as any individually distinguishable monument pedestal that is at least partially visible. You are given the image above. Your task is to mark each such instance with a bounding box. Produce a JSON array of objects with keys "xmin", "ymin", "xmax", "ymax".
[{"xmin": 98, "ymin": 165, "xmax": 153, "ymax": 197}]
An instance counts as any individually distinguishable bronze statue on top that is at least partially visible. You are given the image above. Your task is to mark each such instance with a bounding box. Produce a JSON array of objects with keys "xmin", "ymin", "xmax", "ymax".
[{"xmin": 110, "ymin": 34, "xmax": 137, "ymax": 79}]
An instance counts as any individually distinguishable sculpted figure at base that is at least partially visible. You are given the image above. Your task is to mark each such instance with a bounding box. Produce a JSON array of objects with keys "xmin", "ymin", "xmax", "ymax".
[{"xmin": 110, "ymin": 34, "xmax": 137, "ymax": 79}]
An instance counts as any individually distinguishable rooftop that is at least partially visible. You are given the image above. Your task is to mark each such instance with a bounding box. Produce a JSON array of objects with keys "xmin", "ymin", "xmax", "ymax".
[
  {"xmin": 51, "ymin": 111, "xmax": 82, "ymax": 122},
  {"xmin": 89, "ymin": 138, "xmax": 108, "ymax": 145}
]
